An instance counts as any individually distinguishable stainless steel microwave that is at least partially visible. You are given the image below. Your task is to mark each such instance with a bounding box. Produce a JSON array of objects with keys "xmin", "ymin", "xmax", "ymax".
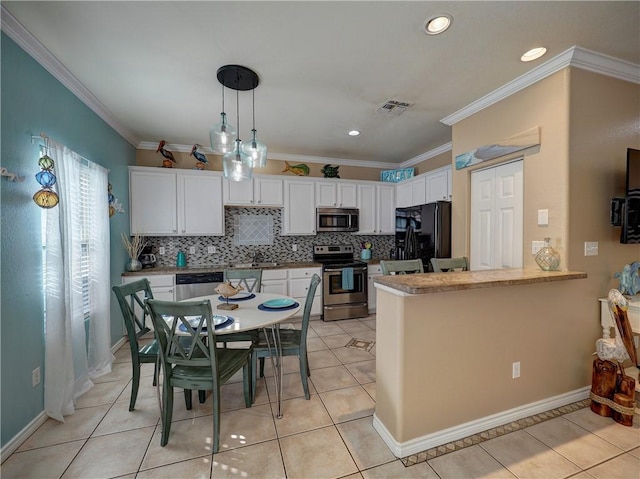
[{"xmin": 316, "ymin": 208, "xmax": 359, "ymax": 233}]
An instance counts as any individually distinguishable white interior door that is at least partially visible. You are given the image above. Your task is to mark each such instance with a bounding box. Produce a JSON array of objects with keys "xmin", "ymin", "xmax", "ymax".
[{"xmin": 470, "ymin": 160, "xmax": 523, "ymax": 270}]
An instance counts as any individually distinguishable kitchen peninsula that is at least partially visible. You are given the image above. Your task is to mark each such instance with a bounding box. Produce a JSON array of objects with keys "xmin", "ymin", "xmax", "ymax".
[{"xmin": 372, "ymin": 268, "xmax": 588, "ymax": 457}]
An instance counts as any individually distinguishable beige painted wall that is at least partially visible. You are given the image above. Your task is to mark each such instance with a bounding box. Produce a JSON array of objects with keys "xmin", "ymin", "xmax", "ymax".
[
  {"xmin": 451, "ymin": 70, "xmax": 571, "ymax": 268},
  {"xmin": 136, "ymin": 149, "xmax": 387, "ymax": 181},
  {"xmin": 412, "ymin": 150, "xmax": 452, "ymax": 175},
  {"xmin": 376, "ymin": 277, "xmax": 590, "ymax": 442}
]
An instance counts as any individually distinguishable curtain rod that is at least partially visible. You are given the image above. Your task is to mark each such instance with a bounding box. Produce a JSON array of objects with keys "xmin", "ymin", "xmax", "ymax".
[{"xmin": 32, "ymin": 131, "xmax": 111, "ymax": 173}]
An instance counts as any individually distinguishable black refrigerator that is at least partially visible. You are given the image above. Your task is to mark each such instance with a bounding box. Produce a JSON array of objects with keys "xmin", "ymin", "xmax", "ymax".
[{"xmin": 394, "ymin": 201, "xmax": 451, "ymax": 271}]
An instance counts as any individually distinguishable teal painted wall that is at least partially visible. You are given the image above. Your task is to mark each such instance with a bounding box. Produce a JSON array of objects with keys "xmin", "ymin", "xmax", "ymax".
[{"xmin": 1, "ymin": 33, "xmax": 136, "ymax": 447}]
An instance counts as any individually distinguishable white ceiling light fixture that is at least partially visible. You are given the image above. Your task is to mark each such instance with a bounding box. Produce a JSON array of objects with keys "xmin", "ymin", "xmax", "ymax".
[
  {"xmin": 215, "ymin": 65, "xmax": 264, "ymax": 182},
  {"xmin": 348, "ymin": 130, "xmax": 360, "ymax": 137},
  {"xmin": 424, "ymin": 14, "xmax": 453, "ymax": 35},
  {"xmin": 521, "ymin": 47, "xmax": 547, "ymax": 62}
]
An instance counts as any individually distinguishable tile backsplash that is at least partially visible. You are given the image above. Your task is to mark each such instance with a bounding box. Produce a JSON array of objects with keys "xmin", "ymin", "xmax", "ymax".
[{"xmin": 145, "ymin": 207, "xmax": 394, "ymax": 267}]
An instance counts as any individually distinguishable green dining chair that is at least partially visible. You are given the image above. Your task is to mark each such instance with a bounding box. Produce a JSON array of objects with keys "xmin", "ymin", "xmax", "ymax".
[
  {"xmin": 219, "ymin": 268, "xmax": 263, "ymax": 346},
  {"xmin": 146, "ymin": 298, "xmax": 252, "ymax": 452},
  {"xmin": 430, "ymin": 257, "xmax": 469, "ymax": 272},
  {"xmin": 112, "ymin": 279, "xmax": 159, "ymax": 411},
  {"xmin": 251, "ymin": 273, "xmax": 321, "ymax": 401},
  {"xmin": 380, "ymin": 259, "xmax": 424, "ymax": 275}
]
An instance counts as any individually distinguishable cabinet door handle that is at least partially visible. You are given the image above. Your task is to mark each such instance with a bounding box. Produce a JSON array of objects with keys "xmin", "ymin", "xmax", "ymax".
[
  {"xmin": 173, "ymin": 229, "xmax": 177, "ymax": 233},
  {"xmin": 182, "ymin": 229, "xmax": 185, "ymax": 233}
]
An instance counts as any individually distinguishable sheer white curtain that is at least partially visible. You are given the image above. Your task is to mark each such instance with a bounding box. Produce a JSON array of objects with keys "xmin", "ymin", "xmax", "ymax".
[{"xmin": 43, "ymin": 139, "xmax": 113, "ymax": 422}]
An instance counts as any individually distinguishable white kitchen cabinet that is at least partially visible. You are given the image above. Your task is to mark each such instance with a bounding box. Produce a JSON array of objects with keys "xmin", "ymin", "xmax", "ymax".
[
  {"xmin": 223, "ymin": 176, "xmax": 283, "ymax": 206},
  {"xmin": 130, "ymin": 167, "xmax": 224, "ymax": 236},
  {"xmin": 367, "ymin": 264, "xmax": 382, "ymax": 312},
  {"xmin": 396, "ymin": 176, "xmax": 426, "ymax": 207},
  {"xmin": 357, "ymin": 183, "xmax": 395, "ymax": 235},
  {"xmin": 282, "ymin": 179, "xmax": 316, "ymax": 235},
  {"xmin": 316, "ymin": 181, "xmax": 357, "ymax": 208},
  {"xmin": 425, "ymin": 166, "xmax": 452, "ymax": 202},
  {"xmin": 377, "ymin": 184, "xmax": 396, "ymax": 234},
  {"xmin": 289, "ymin": 267, "xmax": 322, "ymax": 317},
  {"xmin": 261, "ymin": 269, "xmax": 288, "ymax": 295}
]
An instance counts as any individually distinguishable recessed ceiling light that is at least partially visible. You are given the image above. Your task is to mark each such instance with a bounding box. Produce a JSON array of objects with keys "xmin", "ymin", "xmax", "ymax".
[
  {"xmin": 521, "ymin": 47, "xmax": 547, "ymax": 62},
  {"xmin": 348, "ymin": 130, "xmax": 360, "ymax": 137},
  {"xmin": 424, "ymin": 14, "xmax": 452, "ymax": 35}
]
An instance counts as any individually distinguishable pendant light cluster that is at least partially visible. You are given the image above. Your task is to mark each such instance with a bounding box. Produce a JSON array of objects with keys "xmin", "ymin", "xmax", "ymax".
[{"xmin": 209, "ymin": 65, "xmax": 267, "ymax": 182}]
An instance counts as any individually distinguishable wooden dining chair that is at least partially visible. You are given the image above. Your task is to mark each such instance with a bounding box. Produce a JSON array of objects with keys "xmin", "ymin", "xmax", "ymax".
[
  {"xmin": 430, "ymin": 257, "xmax": 469, "ymax": 272},
  {"xmin": 112, "ymin": 279, "xmax": 159, "ymax": 411},
  {"xmin": 251, "ymin": 273, "xmax": 321, "ymax": 401},
  {"xmin": 380, "ymin": 259, "xmax": 424, "ymax": 275},
  {"xmin": 146, "ymin": 298, "xmax": 252, "ymax": 452}
]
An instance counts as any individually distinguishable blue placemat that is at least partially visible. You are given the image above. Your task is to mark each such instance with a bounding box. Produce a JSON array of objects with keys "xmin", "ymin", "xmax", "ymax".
[
  {"xmin": 178, "ymin": 316, "xmax": 234, "ymax": 332},
  {"xmin": 218, "ymin": 293, "xmax": 256, "ymax": 302},
  {"xmin": 258, "ymin": 302, "xmax": 300, "ymax": 312}
]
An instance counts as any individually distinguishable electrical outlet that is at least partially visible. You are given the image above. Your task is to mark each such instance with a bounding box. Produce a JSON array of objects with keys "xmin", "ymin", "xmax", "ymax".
[
  {"xmin": 532, "ymin": 241, "xmax": 545, "ymax": 254},
  {"xmin": 32, "ymin": 367, "xmax": 41, "ymax": 387},
  {"xmin": 208, "ymin": 246, "xmax": 216, "ymax": 254},
  {"xmin": 584, "ymin": 241, "xmax": 598, "ymax": 256},
  {"xmin": 159, "ymin": 247, "xmax": 165, "ymax": 255},
  {"xmin": 189, "ymin": 246, "xmax": 196, "ymax": 254},
  {"xmin": 512, "ymin": 361, "xmax": 520, "ymax": 379},
  {"xmin": 292, "ymin": 244, "xmax": 298, "ymax": 252}
]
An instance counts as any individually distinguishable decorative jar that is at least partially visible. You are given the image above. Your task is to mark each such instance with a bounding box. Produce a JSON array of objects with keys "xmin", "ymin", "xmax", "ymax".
[
  {"xmin": 535, "ymin": 237, "xmax": 561, "ymax": 271},
  {"xmin": 361, "ymin": 249, "xmax": 372, "ymax": 260},
  {"xmin": 126, "ymin": 258, "xmax": 143, "ymax": 272}
]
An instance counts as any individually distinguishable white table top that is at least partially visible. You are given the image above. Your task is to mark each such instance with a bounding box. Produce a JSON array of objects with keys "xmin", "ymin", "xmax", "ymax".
[{"xmin": 181, "ymin": 292, "xmax": 302, "ymax": 334}]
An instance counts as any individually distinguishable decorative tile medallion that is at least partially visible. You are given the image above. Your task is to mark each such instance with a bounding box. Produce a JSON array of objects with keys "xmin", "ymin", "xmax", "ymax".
[
  {"xmin": 345, "ymin": 338, "xmax": 375, "ymax": 352},
  {"xmin": 400, "ymin": 399, "xmax": 591, "ymax": 467}
]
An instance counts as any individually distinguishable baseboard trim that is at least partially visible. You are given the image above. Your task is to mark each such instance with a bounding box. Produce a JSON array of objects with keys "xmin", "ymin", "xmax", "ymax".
[
  {"xmin": 373, "ymin": 386, "xmax": 591, "ymax": 458},
  {"xmin": 0, "ymin": 411, "xmax": 48, "ymax": 463},
  {"xmin": 111, "ymin": 336, "xmax": 126, "ymax": 355}
]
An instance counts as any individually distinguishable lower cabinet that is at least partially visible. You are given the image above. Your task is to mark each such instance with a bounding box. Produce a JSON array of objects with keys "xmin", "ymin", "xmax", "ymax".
[
  {"xmin": 367, "ymin": 264, "xmax": 382, "ymax": 312},
  {"xmin": 121, "ymin": 274, "xmax": 175, "ymax": 333},
  {"xmin": 261, "ymin": 269, "xmax": 288, "ymax": 295}
]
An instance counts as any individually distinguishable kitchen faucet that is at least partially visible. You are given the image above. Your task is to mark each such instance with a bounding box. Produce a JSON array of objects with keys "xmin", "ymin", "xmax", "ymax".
[{"xmin": 252, "ymin": 251, "xmax": 263, "ymax": 264}]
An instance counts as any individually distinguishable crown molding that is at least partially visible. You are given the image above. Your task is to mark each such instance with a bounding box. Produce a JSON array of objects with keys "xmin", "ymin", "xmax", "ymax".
[
  {"xmin": 1, "ymin": 5, "xmax": 139, "ymax": 146},
  {"xmin": 401, "ymin": 142, "xmax": 452, "ymax": 168},
  {"xmin": 137, "ymin": 141, "xmax": 401, "ymax": 169},
  {"xmin": 441, "ymin": 46, "xmax": 640, "ymax": 126}
]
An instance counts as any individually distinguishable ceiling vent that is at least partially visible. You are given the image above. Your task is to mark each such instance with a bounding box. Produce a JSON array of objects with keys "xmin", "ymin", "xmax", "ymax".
[{"xmin": 376, "ymin": 99, "xmax": 413, "ymax": 116}]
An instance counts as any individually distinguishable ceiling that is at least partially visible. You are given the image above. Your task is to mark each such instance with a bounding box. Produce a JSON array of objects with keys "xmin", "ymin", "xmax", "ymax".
[{"xmin": 3, "ymin": 1, "xmax": 639, "ymax": 166}]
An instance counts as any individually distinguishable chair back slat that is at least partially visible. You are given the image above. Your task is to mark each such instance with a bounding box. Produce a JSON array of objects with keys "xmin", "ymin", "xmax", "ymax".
[
  {"xmin": 147, "ymin": 299, "xmax": 217, "ymax": 371},
  {"xmin": 430, "ymin": 257, "xmax": 469, "ymax": 272},
  {"xmin": 112, "ymin": 279, "xmax": 154, "ymax": 344},
  {"xmin": 224, "ymin": 268, "xmax": 263, "ymax": 293},
  {"xmin": 380, "ymin": 259, "xmax": 424, "ymax": 275},
  {"xmin": 300, "ymin": 274, "xmax": 322, "ymax": 347}
]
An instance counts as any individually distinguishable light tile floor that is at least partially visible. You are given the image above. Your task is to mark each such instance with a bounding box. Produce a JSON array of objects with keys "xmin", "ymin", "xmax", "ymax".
[{"xmin": 3, "ymin": 314, "xmax": 639, "ymax": 479}]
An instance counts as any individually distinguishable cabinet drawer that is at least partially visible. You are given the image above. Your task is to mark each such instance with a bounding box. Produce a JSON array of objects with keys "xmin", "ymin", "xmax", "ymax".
[
  {"xmin": 290, "ymin": 277, "xmax": 321, "ymax": 298},
  {"xmin": 124, "ymin": 274, "xmax": 174, "ymax": 288},
  {"xmin": 368, "ymin": 265, "xmax": 382, "ymax": 275},
  {"xmin": 289, "ymin": 267, "xmax": 321, "ymax": 279},
  {"xmin": 262, "ymin": 269, "xmax": 288, "ymax": 280}
]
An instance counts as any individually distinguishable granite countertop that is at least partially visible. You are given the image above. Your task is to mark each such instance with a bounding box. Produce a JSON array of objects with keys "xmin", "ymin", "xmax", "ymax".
[
  {"xmin": 373, "ymin": 268, "xmax": 587, "ymax": 295},
  {"xmin": 122, "ymin": 261, "xmax": 323, "ymax": 276}
]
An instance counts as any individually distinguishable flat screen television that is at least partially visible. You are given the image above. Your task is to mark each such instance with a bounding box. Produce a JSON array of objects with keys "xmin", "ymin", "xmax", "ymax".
[{"xmin": 621, "ymin": 147, "xmax": 640, "ymax": 244}]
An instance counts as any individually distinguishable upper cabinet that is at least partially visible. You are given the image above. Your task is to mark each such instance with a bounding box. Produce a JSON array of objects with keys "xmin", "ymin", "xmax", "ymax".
[
  {"xmin": 396, "ymin": 166, "xmax": 452, "ymax": 208},
  {"xmin": 356, "ymin": 183, "xmax": 395, "ymax": 235},
  {"xmin": 315, "ymin": 181, "xmax": 357, "ymax": 208},
  {"xmin": 282, "ymin": 178, "xmax": 316, "ymax": 235},
  {"xmin": 223, "ymin": 176, "xmax": 283, "ymax": 206},
  {"xmin": 129, "ymin": 167, "xmax": 224, "ymax": 236}
]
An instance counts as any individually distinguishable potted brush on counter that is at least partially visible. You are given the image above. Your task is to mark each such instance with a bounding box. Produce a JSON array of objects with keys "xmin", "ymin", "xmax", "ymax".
[{"xmin": 122, "ymin": 233, "xmax": 147, "ymax": 272}]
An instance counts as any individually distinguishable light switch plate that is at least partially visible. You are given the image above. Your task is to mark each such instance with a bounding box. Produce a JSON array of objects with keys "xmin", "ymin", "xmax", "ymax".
[
  {"xmin": 532, "ymin": 241, "xmax": 545, "ymax": 254},
  {"xmin": 208, "ymin": 246, "xmax": 216, "ymax": 254},
  {"xmin": 584, "ymin": 241, "xmax": 598, "ymax": 256},
  {"xmin": 159, "ymin": 247, "xmax": 165, "ymax": 255},
  {"xmin": 189, "ymin": 246, "xmax": 196, "ymax": 254},
  {"xmin": 537, "ymin": 209, "xmax": 549, "ymax": 226}
]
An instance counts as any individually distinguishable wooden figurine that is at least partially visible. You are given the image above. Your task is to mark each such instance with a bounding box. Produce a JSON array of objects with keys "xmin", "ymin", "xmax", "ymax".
[{"xmin": 215, "ymin": 281, "xmax": 244, "ymax": 310}]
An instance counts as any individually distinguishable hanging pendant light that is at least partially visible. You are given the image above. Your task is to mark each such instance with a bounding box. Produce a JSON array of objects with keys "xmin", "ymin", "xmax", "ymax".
[
  {"xmin": 209, "ymin": 84, "xmax": 236, "ymax": 154},
  {"xmin": 221, "ymin": 66, "xmax": 254, "ymax": 182},
  {"xmin": 241, "ymin": 88, "xmax": 268, "ymax": 168}
]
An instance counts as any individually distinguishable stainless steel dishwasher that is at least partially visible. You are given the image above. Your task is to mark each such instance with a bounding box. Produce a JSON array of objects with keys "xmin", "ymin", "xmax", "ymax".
[{"xmin": 175, "ymin": 271, "xmax": 225, "ymax": 301}]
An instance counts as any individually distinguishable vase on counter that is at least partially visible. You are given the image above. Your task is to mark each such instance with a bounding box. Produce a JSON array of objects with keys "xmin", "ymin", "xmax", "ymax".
[
  {"xmin": 361, "ymin": 249, "xmax": 372, "ymax": 260},
  {"xmin": 126, "ymin": 258, "xmax": 143, "ymax": 272},
  {"xmin": 535, "ymin": 237, "xmax": 561, "ymax": 271}
]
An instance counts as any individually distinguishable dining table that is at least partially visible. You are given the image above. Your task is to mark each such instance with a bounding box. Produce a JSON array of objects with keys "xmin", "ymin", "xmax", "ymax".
[{"xmin": 181, "ymin": 291, "xmax": 302, "ymax": 418}]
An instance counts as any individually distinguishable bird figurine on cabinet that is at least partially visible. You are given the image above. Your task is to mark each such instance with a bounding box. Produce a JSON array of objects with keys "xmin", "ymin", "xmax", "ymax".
[
  {"xmin": 190, "ymin": 144, "xmax": 208, "ymax": 170},
  {"xmin": 156, "ymin": 140, "xmax": 176, "ymax": 168}
]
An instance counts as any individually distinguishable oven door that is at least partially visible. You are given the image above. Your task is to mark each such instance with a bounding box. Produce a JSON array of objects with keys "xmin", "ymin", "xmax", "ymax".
[{"xmin": 322, "ymin": 265, "xmax": 368, "ymax": 305}]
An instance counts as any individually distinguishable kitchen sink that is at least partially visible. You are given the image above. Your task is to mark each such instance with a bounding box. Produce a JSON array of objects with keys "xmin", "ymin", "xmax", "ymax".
[{"xmin": 228, "ymin": 262, "xmax": 281, "ymax": 268}]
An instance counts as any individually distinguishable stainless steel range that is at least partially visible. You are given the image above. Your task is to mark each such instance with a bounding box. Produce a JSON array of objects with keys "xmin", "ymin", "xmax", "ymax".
[{"xmin": 313, "ymin": 245, "xmax": 368, "ymax": 321}]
